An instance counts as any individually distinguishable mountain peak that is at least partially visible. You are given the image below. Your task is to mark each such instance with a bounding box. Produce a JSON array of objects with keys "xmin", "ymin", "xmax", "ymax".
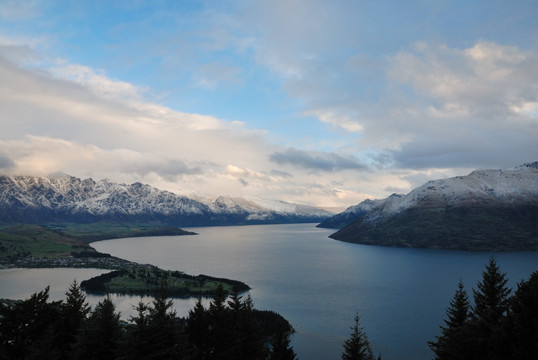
[{"xmin": 326, "ymin": 162, "xmax": 538, "ymax": 251}]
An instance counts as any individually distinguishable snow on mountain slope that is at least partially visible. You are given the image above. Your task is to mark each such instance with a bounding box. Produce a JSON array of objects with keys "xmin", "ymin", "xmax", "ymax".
[
  {"xmin": 0, "ymin": 175, "xmax": 208, "ymax": 216},
  {"xmin": 328, "ymin": 162, "xmax": 538, "ymax": 251},
  {"xmin": 0, "ymin": 175, "xmax": 332, "ymax": 225},
  {"xmin": 322, "ymin": 161, "xmax": 538, "ymax": 228},
  {"xmin": 317, "ymin": 194, "xmax": 403, "ymax": 229},
  {"xmin": 379, "ymin": 161, "xmax": 538, "ymax": 219}
]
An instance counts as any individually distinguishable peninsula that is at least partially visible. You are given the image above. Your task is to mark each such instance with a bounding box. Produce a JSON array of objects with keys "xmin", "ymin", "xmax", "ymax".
[{"xmin": 0, "ymin": 223, "xmax": 249, "ymax": 297}]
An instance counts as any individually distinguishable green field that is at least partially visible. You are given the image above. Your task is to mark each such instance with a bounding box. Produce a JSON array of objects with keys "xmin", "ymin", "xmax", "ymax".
[
  {"xmin": 0, "ymin": 224, "xmax": 95, "ymax": 261},
  {"xmin": 0, "ymin": 221, "xmax": 195, "ymax": 261}
]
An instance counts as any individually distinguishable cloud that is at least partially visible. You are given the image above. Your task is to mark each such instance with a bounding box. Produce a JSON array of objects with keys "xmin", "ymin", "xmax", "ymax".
[
  {"xmin": 269, "ymin": 148, "xmax": 366, "ymax": 172},
  {"xmin": 255, "ymin": 37, "xmax": 538, "ymax": 170},
  {"xmin": 2, "ymin": 2, "xmax": 536, "ymax": 210},
  {"xmin": 226, "ymin": 2, "xmax": 538, "ymax": 171},
  {"xmin": 0, "ymin": 44, "xmax": 381, "ymax": 208},
  {"xmin": 0, "ymin": 45, "xmax": 276, "ymax": 192},
  {"xmin": 0, "ymin": 154, "xmax": 14, "ymax": 169},
  {"xmin": 384, "ymin": 41, "xmax": 538, "ymax": 168},
  {"xmin": 390, "ymin": 41, "xmax": 538, "ymax": 118}
]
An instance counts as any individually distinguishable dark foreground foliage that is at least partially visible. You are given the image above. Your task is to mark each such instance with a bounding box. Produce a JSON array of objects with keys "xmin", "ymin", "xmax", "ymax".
[
  {"xmin": 0, "ymin": 282, "xmax": 293, "ymax": 360},
  {"xmin": 429, "ymin": 257, "xmax": 538, "ymax": 360}
]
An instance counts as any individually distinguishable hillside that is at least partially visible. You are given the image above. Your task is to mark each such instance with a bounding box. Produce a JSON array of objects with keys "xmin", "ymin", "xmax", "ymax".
[{"xmin": 328, "ymin": 162, "xmax": 538, "ymax": 251}]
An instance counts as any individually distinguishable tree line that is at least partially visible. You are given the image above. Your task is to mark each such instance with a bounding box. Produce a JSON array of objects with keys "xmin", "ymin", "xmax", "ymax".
[
  {"xmin": 428, "ymin": 257, "xmax": 538, "ymax": 360},
  {"xmin": 0, "ymin": 281, "xmax": 295, "ymax": 360},
  {"xmin": 1, "ymin": 257, "xmax": 537, "ymax": 359}
]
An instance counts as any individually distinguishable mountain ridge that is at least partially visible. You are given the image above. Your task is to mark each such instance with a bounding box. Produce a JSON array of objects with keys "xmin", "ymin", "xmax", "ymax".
[
  {"xmin": 0, "ymin": 174, "xmax": 333, "ymax": 227},
  {"xmin": 325, "ymin": 162, "xmax": 538, "ymax": 251}
]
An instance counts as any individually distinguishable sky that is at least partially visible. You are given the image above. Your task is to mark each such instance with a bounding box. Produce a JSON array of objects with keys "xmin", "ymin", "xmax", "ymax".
[{"xmin": 0, "ymin": 0, "xmax": 537, "ymax": 210}]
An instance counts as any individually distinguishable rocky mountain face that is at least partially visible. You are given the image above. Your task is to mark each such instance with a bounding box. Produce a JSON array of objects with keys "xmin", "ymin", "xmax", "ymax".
[
  {"xmin": 327, "ymin": 162, "xmax": 538, "ymax": 251},
  {"xmin": 0, "ymin": 175, "xmax": 333, "ymax": 227}
]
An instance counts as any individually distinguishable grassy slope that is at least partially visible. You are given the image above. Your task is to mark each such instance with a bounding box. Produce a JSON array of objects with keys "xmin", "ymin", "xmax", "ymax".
[
  {"xmin": 46, "ymin": 220, "xmax": 196, "ymax": 243},
  {"xmin": 330, "ymin": 206, "xmax": 538, "ymax": 251},
  {"xmin": 0, "ymin": 222, "xmax": 195, "ymax": 260},
  {"xmin": 0, "ymin": 224, "xmax": 94, "ymax": 260}
]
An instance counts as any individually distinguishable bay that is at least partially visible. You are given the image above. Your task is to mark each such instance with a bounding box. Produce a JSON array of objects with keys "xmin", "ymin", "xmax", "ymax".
[
  {"xmin": 1, "ymin": 223, "xmax": 537, "ymax": 359},
  {"xmin": 91, "ymin": 223, "xmax": 538, "ymax": 360}
]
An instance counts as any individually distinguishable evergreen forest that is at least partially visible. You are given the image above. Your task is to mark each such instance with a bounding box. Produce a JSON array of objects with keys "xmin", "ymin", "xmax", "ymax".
[{"xmin": 0, "ymin": 258, "xmax": 537, "ymax": 360}]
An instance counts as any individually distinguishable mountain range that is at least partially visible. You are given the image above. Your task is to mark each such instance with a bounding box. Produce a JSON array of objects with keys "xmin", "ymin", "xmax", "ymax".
[
  {"xmin": 320, "ymin": 162, "xmax": 538, "ymax": 251},
  {"xmin": 0, "ymin": 174, "xmax": 333, "ymax": 227}
]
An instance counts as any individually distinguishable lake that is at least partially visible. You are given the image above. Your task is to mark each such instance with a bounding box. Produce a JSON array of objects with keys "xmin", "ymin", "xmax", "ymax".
[{"xmin": 1, "ymin": 223, "xmax": 537, "ymax": 359}]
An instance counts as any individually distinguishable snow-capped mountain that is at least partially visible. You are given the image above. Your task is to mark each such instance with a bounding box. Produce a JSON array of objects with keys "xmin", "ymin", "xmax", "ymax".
[
  {"xmin": 317, "ymin": 194, "xmax": 403, "ymax": 229},
  {"xmin": 376, "ymin": 162, "xmax": 538, "ymax": 219},
  {"xmin": 0, "ymin": 174, "xmax": 333, "ymax": 226},
  {"xmin": 327, "ymin": 162, "xmax": 538, "ymax": 251},
  {"xmin": 206, "ymin": 195, "xmax": 333, "ymax": 221}
]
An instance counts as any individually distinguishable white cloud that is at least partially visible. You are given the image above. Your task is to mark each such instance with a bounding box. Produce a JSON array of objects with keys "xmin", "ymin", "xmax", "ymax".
[
  {"xmin": 2, "ymin": 2, "xmax": 537, "ymax": 212},
  {"xmin": 303, "ymin": 109, "xmax": 364, "ymax": 132},
  {"xmin": 0, "ymin": 44, "xmax": 383, "ymax": 208},
  {"xmin": 383, "ymin": 41, "xmax": 538, "ymax": 168},
  {"xmin": 50, "ymin": 64, "xmax": 145, "ymax": 102}
]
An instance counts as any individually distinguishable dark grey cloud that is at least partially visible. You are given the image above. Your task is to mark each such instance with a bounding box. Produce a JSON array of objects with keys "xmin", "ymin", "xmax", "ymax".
[
  {"xmin": 269, "ymin": 148, "xmax": 366, "ymax": 172},
  {"xmin": 0, "ymin": 154, "xmax": 14, "ymax": 169}
]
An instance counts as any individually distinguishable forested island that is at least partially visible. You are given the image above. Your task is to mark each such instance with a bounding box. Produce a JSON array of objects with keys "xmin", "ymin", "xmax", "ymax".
[{"xmin": 80, "ymin": 267, "xmax": 249, "ymax": 297}]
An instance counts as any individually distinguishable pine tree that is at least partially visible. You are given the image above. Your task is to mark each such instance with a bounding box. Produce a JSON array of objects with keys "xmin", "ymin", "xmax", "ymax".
[
  {"xmin": 269, "ymin": 322, "xmax": 297, "ymax": 360},
  {"xmin": 145, "ymin": 283, "xmax": 183, "ymax": 359},
  {"xmin": 74, "ymin": 296, "xmax": 122, "ymax": 360},
  {"xmin": 186, "ymin": 297, "xmax": 210, "ymax": 359},
  {"xmin": 122, "ymin": 301, "xmax": 152, "ymax": 360},
  {"xmin": 60, "ymin": 279, "xmax": 90, "ymax": 359},
  {"xmin": 342, "ymin": 313, "xmax": 375, "ymax": 360},
  {"xmin": 472, "ymin": 257, "xmax": 511, "ymax": 323},
  {"xmin": 123, "ymin": 283, "xmax": 183, "ymax": 360},
  {"xmin": 470, "ymin": 257, "xmax": 512, "ymax": 360},
  {"xmin": 429, "ymin": 280, "xmax": 473, "ymax": 360},
  {"xmin": 505, "ymin": 270, "xmax": 538, "ymax": 359},
  {"xmin": 207, "ymin": 284, "xmax": 233, "ymax": 359},
  {"xmin": 209, "ymin": 284, "xmax": 227, "ymax": 315},
  {"xmin": 64, "ymin": 279, "xmax": 91, "ymax": 324},
  {"xmin": 0, "ymin": 287, "xmax": 63, "ymax": 360},
  {"xmin": 229, "ymin": 292, "xmax": 267, "ymax": 360}
]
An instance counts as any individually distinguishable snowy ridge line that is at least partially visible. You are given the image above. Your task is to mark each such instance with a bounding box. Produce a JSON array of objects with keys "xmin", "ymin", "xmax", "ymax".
[
  {"xmin": 0, "ymin": 174, "xmax": 333, "ymax": 224},
  {"xmin": 320, "ymin": 161, "xmax": 538, "ymax": 228}
]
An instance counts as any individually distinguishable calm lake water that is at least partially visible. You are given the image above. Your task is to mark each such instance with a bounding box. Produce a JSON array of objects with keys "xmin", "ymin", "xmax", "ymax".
[{"xmin": 1, "ymin": 223, "xmax": 537, "ymax": 360}]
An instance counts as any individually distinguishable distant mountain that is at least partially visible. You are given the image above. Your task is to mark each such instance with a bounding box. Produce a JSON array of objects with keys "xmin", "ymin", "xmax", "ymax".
[
  {"xmin": 317, "ymin": 193, "xmax": 404, "ymax": 229},
  {"xmin": 328, "ymin": 162, "xmax": 538, "ymax": 251},
  {"xmin": 0, "ymin": 175, "xmax": 333, "ymax": 227}
]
